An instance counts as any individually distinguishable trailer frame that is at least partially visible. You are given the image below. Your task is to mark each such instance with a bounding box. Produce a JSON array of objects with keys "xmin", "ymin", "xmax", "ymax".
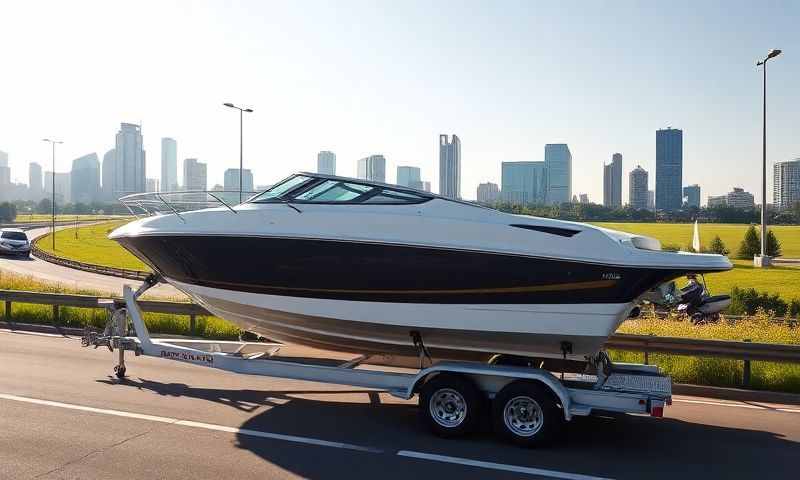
[{"xmin": 83, "ymin": 283, "xmax": 672, "ymax": 446}]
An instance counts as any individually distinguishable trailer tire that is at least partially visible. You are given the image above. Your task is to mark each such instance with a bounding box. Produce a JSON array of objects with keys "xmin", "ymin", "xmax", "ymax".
[
  {"xmin": 419, "ymin": 373, "xmax": 483, "ymax": 438},
  {"xmin": 492, "ymin": 380, "xmax": 562, "ymax": 447}
]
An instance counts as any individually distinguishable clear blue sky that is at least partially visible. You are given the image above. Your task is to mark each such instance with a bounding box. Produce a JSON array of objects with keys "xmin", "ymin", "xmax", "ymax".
[{"xmin": 0, "ymin": 0, "xmax": 797, "ymax": 203}]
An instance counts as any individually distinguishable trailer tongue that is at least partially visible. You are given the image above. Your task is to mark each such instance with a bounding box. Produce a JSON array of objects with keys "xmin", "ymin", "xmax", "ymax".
[{"xmin": 82, "ymin": 279, "xmax": 672, "ymax": 447}]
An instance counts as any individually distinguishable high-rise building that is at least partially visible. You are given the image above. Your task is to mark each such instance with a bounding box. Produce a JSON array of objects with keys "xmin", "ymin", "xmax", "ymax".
[
  {"xmin": 224, "ymin": 168, "xmax": 254, "ymax": 194},
  {"xmin": 683, "ymin": 184, "xmax": 701, "ymax": 208},
  {"xmin": 101, "ymin": 149, "xmax": 116, "ymax": 201},
  {"xmin": 501, "ymin": 161, "xmax": 547, "ymax": 205},
  {"xmin": 545, "ymin": 144, "xmax": 571, "ymax": 204},
  {"xmin": 773, "ymin": 158, "xmax": 800, "ymax": 210},
  {"xmin": 161, "ymin": 137, "xmax": 178, "ymax": 192},
  {"xmin": 603, "ymin": 153, "xmax": 622, "ymax": 207},
  {"xmin": 439, "ymin": 134, "xmax": 461, "ymax": 199},
  {"xmin": 579, "ymin": 193, "xmax": 589, "ymax": 204},
  {"xmin": 396, "ymin": 166, "xmax": 421, "ymax": 187},
  {"xmin": 655, "ymin": 128, "xmax": 683, "ymax": 210},
  {"xmin": 146, "ymin": 178, "xmax": 160, "ymax": 193},
  {"xmin": 29, "ymin": 162, "xmax": 43, "ymax": 199},
  {"xmin": 183, "ymin": 158, "xmax": 207, "ymax": 191},
  {"xmin": 708, "ymin": 195, "xmax": 727, "ymax": 208},
  {"xmin": 476, "ymin": 182, "xmax": 500, "ymax": 204},
  {"xmin": 410, "ymin": 180, "xmax": 431, "ymax": 192},
  {"xmin": 629, "ymin": 165, "xmax": 649, "ymax": 210},
  {"xmin": 357, "ymin": 155, "xmax": 386, "ymax": 182},
  {"xmin": 647, "ymin": 190, "xmax": 655, "ymax": 211},
  {"xmin": 726, "ymin": 187, "xmax": 754, "ymax": 209},
  {"xmin": 70, "ymin": 153, "xmax": 100, "ymax": 204},
  {"xmin": 114, "ymin": 123, "xmax": 146, "ymax": 195},
  {"xmin": 317, "ymin": 151, "xmax": 336, "ymax": 175},
  {"xmin": 0, "ymin": 150, "xmax": 9, "ymax": 186},
  {"xmin": 44, "ymin": 171, "xmax": 71, "ymax": 204}
]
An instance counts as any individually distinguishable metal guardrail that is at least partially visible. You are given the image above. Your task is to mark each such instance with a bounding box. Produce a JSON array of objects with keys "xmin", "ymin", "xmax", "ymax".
[
  {"xmin": 0, "ymin": 289, "xmax": 208, "ymax": 335},
  {"xmin": 30, "ymin": 241, "xmax": 151, "ymax": 281}
]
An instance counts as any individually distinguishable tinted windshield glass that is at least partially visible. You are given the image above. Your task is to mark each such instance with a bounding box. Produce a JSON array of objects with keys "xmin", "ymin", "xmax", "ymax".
[
  {"xmin": 363, "ymin": 189, "xmax": 428, "ymax": 203},
  {"xmin": 293, "ymin": 180, "xmax": 373, "ymax": 202},
  {"xmin": 250, "ymin": 175, "xmax": 312, "ymax": 202},
  {"xmin": 1, "ymin": 231, "xmax": 28, "ymax": 241}
]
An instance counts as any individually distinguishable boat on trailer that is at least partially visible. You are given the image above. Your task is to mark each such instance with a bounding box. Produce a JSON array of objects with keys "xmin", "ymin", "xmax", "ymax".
[{"xmin": 111, "ymin": 172, "xmax": 731, "ymax": 367}]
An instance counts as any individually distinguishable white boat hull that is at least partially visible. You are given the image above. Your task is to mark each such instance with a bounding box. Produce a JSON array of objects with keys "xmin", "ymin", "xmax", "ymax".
[{"xmin": 171, "ymin": 279, "xmax": 632, "ymax": 362}]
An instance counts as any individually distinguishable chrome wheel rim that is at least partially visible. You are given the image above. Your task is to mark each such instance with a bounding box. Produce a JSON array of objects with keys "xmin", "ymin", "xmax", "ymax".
[
  {"xmin": 429, "ymin": 388, "xmax": 467, "ymax": 428},
  {"xmin": 503, "ymin": 395, "xmax": 543, "ymax": 437}
]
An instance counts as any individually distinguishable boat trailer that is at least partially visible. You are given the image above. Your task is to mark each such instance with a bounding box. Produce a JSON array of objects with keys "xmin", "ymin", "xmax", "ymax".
[{"xmin": 82, "ymin": 279, "xmax": 672, "ymax": 447}]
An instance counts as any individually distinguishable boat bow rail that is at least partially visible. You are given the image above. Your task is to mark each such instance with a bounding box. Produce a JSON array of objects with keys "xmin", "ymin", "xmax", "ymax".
[{"xmin": 118, "ymin": 190, "xmax": 258, "ymax": 220}]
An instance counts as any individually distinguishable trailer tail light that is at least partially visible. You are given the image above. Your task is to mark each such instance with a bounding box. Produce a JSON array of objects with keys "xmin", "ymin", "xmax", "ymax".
[{"xmin": 651, "ymin": 406, "xmax": 664, "ymax": 417}]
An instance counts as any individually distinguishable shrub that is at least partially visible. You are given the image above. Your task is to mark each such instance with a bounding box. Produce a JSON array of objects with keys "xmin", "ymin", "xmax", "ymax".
[
  {"xmin": 708, "ymin": 235, "xmax": 729, "ymax": 255},
  {"xmin": 737, "ymin": 225, "xmax": 760, "ymax": 259},
  {"xmin": 0, "ymin": 202, "xmax": 16, "ymax": 222},
  {"xmin": 737, "ymin": 226, "xmax": 781, "ymax": 259},
  {"xmin": 728, "ymin": 286, "xmax": 787, "ymax": 317},
  {"xmin": 766, "ymin": 230, "xmax": 782, "ymax": 257},
  {"xmin": 790, "ymin": 299, "xmax": 800, "ymax": 319}
]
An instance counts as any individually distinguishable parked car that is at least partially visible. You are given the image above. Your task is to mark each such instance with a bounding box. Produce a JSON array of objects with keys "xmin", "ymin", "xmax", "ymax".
[{"xmin": 0, "ymin": 228, "xmax": 31, "ymax": 257}]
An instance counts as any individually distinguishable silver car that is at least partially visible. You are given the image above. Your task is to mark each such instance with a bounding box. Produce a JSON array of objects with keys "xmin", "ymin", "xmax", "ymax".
[{"xmin": 0, "ymin": 228, "xmax": 31, "ymax": 257}]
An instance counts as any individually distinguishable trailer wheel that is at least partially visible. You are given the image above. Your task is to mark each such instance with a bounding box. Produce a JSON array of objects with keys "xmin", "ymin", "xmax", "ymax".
[
  {"xmin": 492, "ymin": 381, "xmax": 562, "ymax": 447},
  {"xmin": 419, "ymin": 373, "xmax": 483, "ymax": 438}
]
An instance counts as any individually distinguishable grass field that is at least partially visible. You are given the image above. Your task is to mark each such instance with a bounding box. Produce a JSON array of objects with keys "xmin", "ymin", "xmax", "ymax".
[
  {"xmin": 13, "ymin": 214, "xmax": 131, "ymax": 223},
  {"xmin": 0, "ymin": 270, "xmax": 239, "ymax": 339},
  {"xmin": 615, "ymin": 312, "xmax": 800, "ymax": 393},
  {"xmin": 594, "ymin": 223, "xmax": 800, "ymax": 302},
  {"xmin": 35, "ymin": 220, "xmax": 151, "ymax": 271}
]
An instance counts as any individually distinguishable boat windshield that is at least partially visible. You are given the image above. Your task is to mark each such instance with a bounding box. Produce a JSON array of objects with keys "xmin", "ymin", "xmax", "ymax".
[
  {"xmin": 249, "ymin": 175, "xmax": 313, "ymax": 202},
  {"xmin": 249, "ymin": 175, "xmax": 431, "ymax": 205}
]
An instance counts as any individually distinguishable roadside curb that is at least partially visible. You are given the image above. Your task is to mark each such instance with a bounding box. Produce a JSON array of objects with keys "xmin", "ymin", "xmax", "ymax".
[
  {"xmin": 31, "ymin": 228, "xmax": 151, "ymax": 281},
  {"xmin": 672, "ymin": 383, "xmax": 800, "ymax": 406}
]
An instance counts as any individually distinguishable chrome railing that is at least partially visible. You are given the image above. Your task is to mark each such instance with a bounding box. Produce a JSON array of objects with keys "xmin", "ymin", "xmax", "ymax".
[{"xmin": 118, "ymin": 191, "xmax": 258, "ymax": 220}]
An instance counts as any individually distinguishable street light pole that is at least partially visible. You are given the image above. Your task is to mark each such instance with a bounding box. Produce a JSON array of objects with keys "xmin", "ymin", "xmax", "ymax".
[
  {"xmin": 42, "ymin": 138, "xmax": 63, "ymax": 250},
  {"xmin": 223, "ymin": 103, "xmax": 254, "ymax": 203},
  {"xmin": 756, "ymin": 49, "xmax": 782, "ymax": 264}
]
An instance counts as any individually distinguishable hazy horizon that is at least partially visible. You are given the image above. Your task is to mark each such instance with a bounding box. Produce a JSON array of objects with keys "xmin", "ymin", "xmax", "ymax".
[{"xmin": 0, "ymin": 0, "xmax": 797, "ymax": 203}]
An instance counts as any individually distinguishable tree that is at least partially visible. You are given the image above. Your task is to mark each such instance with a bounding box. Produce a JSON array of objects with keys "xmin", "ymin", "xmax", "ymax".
[
  {"xmin": 36, "ymin": 198, "xmax": 53, "ymax": 214},
  {"xmin": 708, "ymin": 235, "xmax": 729, "ymax": 255},
  {"xmin": 737, "ymin": 225, "xmax": 760, "ymax": 259},
  {"xmin": 766, "ymin": 229, "xmax": 782, "ymax": 257}
]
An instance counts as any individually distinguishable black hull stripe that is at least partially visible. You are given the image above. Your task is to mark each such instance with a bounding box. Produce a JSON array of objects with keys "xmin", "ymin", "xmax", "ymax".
[{"xmin": 117, "ymin": 235, "xmax": 694, "ymax": 304}]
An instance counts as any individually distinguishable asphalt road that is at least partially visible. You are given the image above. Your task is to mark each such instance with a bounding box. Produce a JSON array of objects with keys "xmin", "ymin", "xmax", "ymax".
[
  {"xmin": 0, "ymin": 225, "xmax": 182, "ymax": 298},
  {"xmin": 1, "ymin": 330, "xmax": 799, "ymax": 480}
]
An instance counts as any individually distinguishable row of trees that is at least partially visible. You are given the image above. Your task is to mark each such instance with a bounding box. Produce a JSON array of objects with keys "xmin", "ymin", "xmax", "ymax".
[
  {"xmin": 692, "ymin": 225, "xmax": 781, "ymax": 258},
  {"xmin": 10, "ymin": 199, "xmax": 131, "ymax": 217},
  {"xmin": 491, "ymin": 201, "xmax": 800, "ymax": 225}
]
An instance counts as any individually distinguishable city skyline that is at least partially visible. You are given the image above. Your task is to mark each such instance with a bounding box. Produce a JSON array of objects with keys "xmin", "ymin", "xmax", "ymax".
[{"xmin": 1, "ymin": 2, "xmax": 795, "ymax": 203}]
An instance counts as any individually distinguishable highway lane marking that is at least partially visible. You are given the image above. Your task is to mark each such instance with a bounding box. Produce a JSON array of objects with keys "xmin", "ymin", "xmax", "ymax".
[
  {"xmin": 0, "ymin": 393, "xmax": 380, "ymax": 454},
  {"xmin": 673, "ymin": 397, "xmax": 800, "ymax": 413},
  {"xmin": 1, "ymin": 392, "xmax": 613, "ymax": 478},
  {"xmin": 397, "ymin": 451, "xmax": 612, "ymax": 480}
]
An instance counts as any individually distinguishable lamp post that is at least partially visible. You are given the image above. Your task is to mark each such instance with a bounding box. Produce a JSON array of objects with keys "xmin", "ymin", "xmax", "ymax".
[
  {"xmin": 223, "ymin": 102, "xmax": 254, "ymax": 203},
  {"xmin": 42, "ymin": 138, "xmax": 63, "ymax": 250},
  {"xmin": 755, "ymin": 49, "xmax": 782, "ymax": 266}
]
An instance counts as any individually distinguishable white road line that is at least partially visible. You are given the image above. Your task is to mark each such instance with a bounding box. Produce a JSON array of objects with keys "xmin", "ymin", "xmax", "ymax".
[
  {"xmin": 0, "ymin": 328, "xmax": 70, "ymax": 338},
  {"xmin": 397, "ymin": 451, "xmax": 613, "ymax": 480},
  {"xmin": 0, "ymin": 393, "xmax": 380, "ymax": 454},
  {"xmin": 673, "ymin": 397, "xmax": 800, "ymax": 413}
]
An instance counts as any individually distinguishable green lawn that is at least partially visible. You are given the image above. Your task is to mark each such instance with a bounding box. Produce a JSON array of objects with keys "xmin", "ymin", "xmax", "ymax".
[
  {"xmin": 594, "ymin": 223, "xmax": 800, "ymax": 302},
  {"xmin": 35, "ymin": 221, "xmax": 151, "ymax": 272},
  {"xmin": 14, "ymin": 214, "xmax": 131, "ymax": 223}
]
